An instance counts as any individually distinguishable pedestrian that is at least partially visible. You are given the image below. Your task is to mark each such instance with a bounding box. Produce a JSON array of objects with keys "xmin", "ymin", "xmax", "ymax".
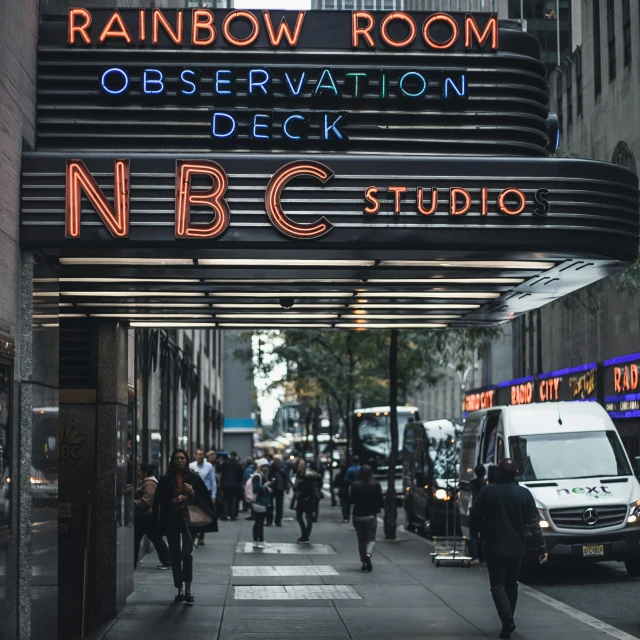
[
  {"xmin": 220, "ymin": 450, "xmax": 244, "ymax": 521},
  {"xmin": 334, "ymin": 464, "xmax": 351, "ymax": 523},
  {"xmin": 350, "ymin": 464, "xmax": 383, "ymax": 572},
  {"xmin": 245, "ymin": 458, "xmax": 272, "ymax": 548},
  {"xmin": 153, "ymin": 449, "xmax": 217, "ymax": 605},
  {"xmin": 345, "ymin": 455, "xmax": 361, "ymax": 484},
  {"xmin": 267, "ymin": 454, "xmax": 290, "ymax": 527},
  {"xmin": 470, "ymin": 458, "xmax": 548, "ymax": 639},
  {"xmin": 206, "ymin": 449, "xmax": 216, "ymax": 466},
  {"xmin": 294, "ymin": 459, "xmax": 319, "ymax": 544},
  {"xmin": 134, "ymin": 463, "xmax": 171, "ymax": 570},
  {"xmin": 310, "ymin": 462, "xmax": 323, "ymax": 523},
  {"xmin": 243, "ymin": 457, "xmax": 256, "ymax": 520},
  {"xmin": 189, "ymin": 449, "xmax": 217, "ymax": 546},
  {"xmin": 469, "ymin": 463, "xmax": 487, "ymax": 565}
]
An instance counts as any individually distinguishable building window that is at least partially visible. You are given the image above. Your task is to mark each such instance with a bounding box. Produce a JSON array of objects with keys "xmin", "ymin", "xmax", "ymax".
[
  {"xmin": 576, "ymin": 48, "xmax": 583, "ymax": 116},
  {"xmin": 566, "ymin": 65, "xmax": 572, "ymax": 127},
  {"xmin": 623, "ymin": 0, "xmax": 631, "ymax": 67},
  {"xmin": 556, "ymin": 73, "xmax": 563, "ymax": 141},
  {"xmin": 344, "ymin": 0, "xmax": 354, "ymax": 7},
  {"xmin": 593, "ymin": 1, "xmax": 601, "ymax": 95},
  {"xmin": 607, "ymin": 0, "xmax": 616, "ymax": 81}
]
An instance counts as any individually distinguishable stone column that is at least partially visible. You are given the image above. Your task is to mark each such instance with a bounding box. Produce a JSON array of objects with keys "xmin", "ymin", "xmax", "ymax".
[{"xmin": 58, "ymin": 322, "xmax": 131, "ymax": 639}]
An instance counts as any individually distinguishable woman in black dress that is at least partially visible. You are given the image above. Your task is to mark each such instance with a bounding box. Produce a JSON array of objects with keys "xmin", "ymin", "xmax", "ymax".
[
  {"xmin": 153, "ymin": 449, "xmax": 217, "ymax": 605},
  {"xmin": 350, "ymin": 464, "xmax": 384, "ymax": 572}
]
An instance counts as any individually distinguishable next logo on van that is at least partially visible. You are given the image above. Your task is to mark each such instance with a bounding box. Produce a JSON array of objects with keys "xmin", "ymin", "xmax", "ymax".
[{"xmin": 556, "ymin": 486, "xmax": 612, "ymax": 499}]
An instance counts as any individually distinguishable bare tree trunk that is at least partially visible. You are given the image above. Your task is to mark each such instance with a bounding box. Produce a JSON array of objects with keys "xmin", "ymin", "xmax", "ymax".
[
  {"xmin": 328, "ymin": 403, "xmax": 337, "ymax": 506},
  {"xmin": 384, "ymin": 329, "xmax": 399, "ymax": 540}
]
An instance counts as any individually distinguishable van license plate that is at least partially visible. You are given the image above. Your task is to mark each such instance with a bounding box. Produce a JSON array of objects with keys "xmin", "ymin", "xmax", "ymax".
[{"xmin": 583, "ymin": 544, "xmax": 605, "ymax": 557}]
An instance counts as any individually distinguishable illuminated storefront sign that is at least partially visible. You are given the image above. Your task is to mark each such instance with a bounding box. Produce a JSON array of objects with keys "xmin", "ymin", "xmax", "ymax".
[
  {"xmin": 604, "ymin": 352, "xmax": 640, "ymax": 419},
  {"xmin": 463, "ymin": 386, "xmax": 495, "ymax": 415},
  {"xmin": 496, "ymin": 376, "xmax": 534, "ymax": 407},
  {"xmin": 536, "ymin": 363, "xmax": 598, "ymax": 403}
]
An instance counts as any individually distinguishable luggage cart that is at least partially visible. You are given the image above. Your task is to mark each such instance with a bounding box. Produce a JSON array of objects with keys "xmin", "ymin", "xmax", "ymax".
[{"xmin": 430, "ymin": 465, "xmax": 472, "ymax": 568}]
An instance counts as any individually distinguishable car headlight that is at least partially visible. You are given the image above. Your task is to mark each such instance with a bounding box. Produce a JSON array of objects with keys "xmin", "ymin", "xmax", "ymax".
[
  {"xmin": 628, "ymin": 500, "xmax": 640, "ymax": 524},
  {"xmin": 538, "ymin": 508, "xmax": 550, "ymax": 529},
  {"xmin": 434, "ymin": 488, "xmax": 448, "ymax": 501}
]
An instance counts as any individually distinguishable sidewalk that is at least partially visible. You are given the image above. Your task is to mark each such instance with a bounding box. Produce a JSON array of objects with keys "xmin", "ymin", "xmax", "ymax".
[{"xmin": 104, "ymin": 502, "xmax": 633, "ymax": 640}]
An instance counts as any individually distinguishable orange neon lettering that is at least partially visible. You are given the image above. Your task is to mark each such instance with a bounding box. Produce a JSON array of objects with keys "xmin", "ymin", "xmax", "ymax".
[
  {"xmin": 498, "ymin": 188, "xmax": 526, "ymax": 215},
  {"xmin": 152, "ymin": 9, "xmax": 183, "ymax": 45},
  {"xmin": 222, "ymin": 11, "xmax": 260, "ymax": 47},
  {"xmin": 65, "ymin": 159, "xmax": 130, "ymax": 239},
  {"xmin": 139, "ymin": 10, "xmax": 146, "ymax": 42},
  {"xmin": 352, "ymin": 12, "xmax": 375, "ymax": 48},
  {"xmin": 450, "ymin": 188, "xmax": 471, "ymax": 215},
  {"xmin": 632, "ymin": 364, "xmax": 639, "ymax": 390},
  {"xmin": 553, "ymin": 377, "xmax": 560, "ymax": 399},
  {"xmin": 364, "ymin": 187, "xmax": 380, "ymax": 215},
  {"xmin": 388, "ymin": 186, "xmax": 407, "ymax": 214},
  {"xmin": 539, "ymin": 381, "xmax": 546, "ymax": 402},
  {"xmin": 265, "ymin": 161, "xmax": 334, "ymax": 239},
  {"xmin": 623, "ymin": 366, "xmax": 630, "ymax": 391},
  {"xmin": 614, "ymin": 367, "xmax": 622, "ymax": 392},
  {"xmin": 380, "ymin": 12, "xmax": 416, "ymax": 48},
  {"xmin": 68, "ymin": 8, "xmax": 92, "ymax": 45},
  {"xmin": 481, "ymin": 187, "xmax": 488, "ymax": 216},
  {"xmin": 465, "ymin": 13, "xmax": 498, "ymax": 50},
  {"xmin": 417, "ymin": 187, "xmax": 437, "ymax": 215},
  {"xmin": 192, "ymin": 9, "xmax": 216, "ymax": 46},
  {"xmin": 422, "ymin": 13, "xmax": 459, "ymax": 50},
  {"xmin": 98, "ymin": 11, "xmax": 133, "ymax": 44},
  {"xmin": 175, "ymin": 161, "xmax": 230, "ymax": 239},
  {"xmin": 263, "ymin": 11, "xmax": 305, "ymax": 47}
]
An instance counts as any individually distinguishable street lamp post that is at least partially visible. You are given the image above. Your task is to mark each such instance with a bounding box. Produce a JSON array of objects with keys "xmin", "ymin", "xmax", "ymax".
[{"xmin": 446, "ymin": 362, "xmax": 479, "ymax": 420}]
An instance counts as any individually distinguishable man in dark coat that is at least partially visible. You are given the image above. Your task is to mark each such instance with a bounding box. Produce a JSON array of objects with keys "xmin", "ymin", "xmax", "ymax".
[
  {"xmin": 471, "ymin": 458, "xmax": 547, "ymax": 639},
  {"xmin": 220, "ymin": 451, "xmax": 244, "ymax": 521},
  {"xmin": 267, "ymin": 455, "xmax": 291, "ymax": 526}
]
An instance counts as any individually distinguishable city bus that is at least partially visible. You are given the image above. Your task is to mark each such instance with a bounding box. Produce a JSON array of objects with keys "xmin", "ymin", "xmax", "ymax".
[{"xmin": 352, "ymin": 406, "xmax": 420, "ymax": 494}]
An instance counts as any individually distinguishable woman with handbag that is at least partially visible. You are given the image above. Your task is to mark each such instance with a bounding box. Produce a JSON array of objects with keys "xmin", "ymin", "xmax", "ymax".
[
  {"xmin": 153, "ymin": 449, "xmax": 218, "ymax": 605},
  {"xmin": 249, "ymin": 458, "xmax": 272, "ymax": 548}
]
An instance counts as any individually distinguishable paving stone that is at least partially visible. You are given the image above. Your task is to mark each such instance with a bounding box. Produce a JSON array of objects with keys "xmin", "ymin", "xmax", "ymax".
[
  {"xmin": 233, "ymin": 584, "xmax": 360, "ymax": 600},
  {"xmin": 231, "ymin": 565, "xmax": 338, "ymax": 577},
  {"xmin": 235, "ymin": 542, "xmax": 336, "ymax": 554}
]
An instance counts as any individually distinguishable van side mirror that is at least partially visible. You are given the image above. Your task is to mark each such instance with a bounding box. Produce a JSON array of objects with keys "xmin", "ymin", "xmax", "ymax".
[{"xmin": 634, "ymin": 457, "xmax": 640, "ymax": 478}]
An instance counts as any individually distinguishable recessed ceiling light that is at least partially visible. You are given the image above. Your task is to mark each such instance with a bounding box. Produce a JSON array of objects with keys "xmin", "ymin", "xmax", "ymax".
[
  {"xmin": 379, "ymin": 260, "xmax": 555, "ymax": 269},
  {"xmin": 59, "ymin": 258, "xmax": 194, "ymax": 266},
  {"xmin": 212, "ymin": 292, "xmax": 354, "ymax": 298},
  {"xmin": 61, "ymin": 278, "xmax": 200, "ymax": 284},
  {"xmin": 204, "ymin": 279, "xmax": 360, "ymax": 284},
  {"xmin": 210, "ymin": 304, "xmax": 344, "ymax": 309},
  {"xmin": 130, "ymin": 322, "xmax": 217, "ymax": 328},
  {"xmin": 198, "ymin": 259, "xmax": 375, "ymax": 267},
  {"xmin": 353, "ymin": 304, "xmax": 479, "ymax": 309},
  {"xmin": 74, "ymin": 302, "xmax": 210, "ymax": 308},
  {"xmin": 216, "ymin": 314, "xmax": 338, "ymax": 319},
  {"xmin": 335, "ymin": 323, "xmax": 448, "ymax": 329},
  {"xmin": 369, "ymin": 278, "xmax": 524, "ymax": 284},
  {"xmin": 364, "ymin": 292, "xmax": 499, "ymax": 299},
  {"xmin": 344, "ymin": 314, "xmax": 460, "ymax": 320},
  {"xmin": 217, "ymin": 323, "xmax": 333, "ymax": 328},
  {"xmin": 33, "ymin": 292, "xmax": 59, "ymax": 297},
  {"xmin": 90, "ymin": 314, "xmax": 212, "ymax": 319}
]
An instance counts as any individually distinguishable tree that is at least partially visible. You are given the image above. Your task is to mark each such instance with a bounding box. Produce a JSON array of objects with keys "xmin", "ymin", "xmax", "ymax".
[{"xmin": 383, "ymin": 329, "xmax": 399, "ymax": 539}]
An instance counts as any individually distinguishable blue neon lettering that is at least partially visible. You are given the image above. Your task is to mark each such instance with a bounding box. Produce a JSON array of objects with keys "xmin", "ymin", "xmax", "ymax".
[
  {"xmin": 444, "ymin": 75, "xmax": 466, "ymax": 98},
  {"xmin": 399, "ymin": 72, "xmax": 427, "ymax": 98},
  {"xmin": 212, "ymin": 112, "xmax": 237, "ymax": 138},
  {"xmin": 100, "ymin": 68, "xmax": 129, "ymax": 95},
  {"xmin": 283, "ymin": 114, "xmax": 305, "ymax": 140},
  {"xmin": 142, "ymin": 69, "xmax": 165, "ymax": 95},
  {"xmin": 315, "ymin": 69, "xmax": 339, "ymax": 96},
  {"xmin": 252, "ymin": 114, "xmax": 271, "ymax": 139},
  {"xmin": 323, "ymin": 114, "xmax": 344, "ymax": 140},
  {"xmin": 180, "ymin": 69, "xmax": 197, "ymax": 95},
  {"xmin": 215, "ymin": 70, "xmax": 233, "ymax": 95},
  {"xmin": 249, "ymin": 69, "xmax": 271, "ymax": 95},
  {"xmin": 284, "ymin": 71, "xmax": 307, "ymax": 96}
]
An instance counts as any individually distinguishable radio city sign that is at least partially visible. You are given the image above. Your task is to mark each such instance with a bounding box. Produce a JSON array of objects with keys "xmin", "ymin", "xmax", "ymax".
[{"xmin": 64, "ymin": 158, "xmax": 550, "ymax": 241}]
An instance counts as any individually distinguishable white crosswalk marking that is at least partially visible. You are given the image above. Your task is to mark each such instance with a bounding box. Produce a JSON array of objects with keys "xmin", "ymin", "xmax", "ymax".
[
  {"xmin": 233, "ymin": 585, "xmax": 360, "ymax": 600},
  {"xmin": 236, "ymin": 542, "xmax": 336, "ymax": 554},
  {"xmin": 231, "ymin": 565, "xmax": 339, "ymax": 577}
]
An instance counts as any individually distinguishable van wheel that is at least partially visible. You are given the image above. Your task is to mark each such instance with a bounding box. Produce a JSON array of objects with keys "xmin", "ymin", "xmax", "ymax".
[{"xmin": 624, "ymin": 559, "xmax": 640, "ymax": 577}]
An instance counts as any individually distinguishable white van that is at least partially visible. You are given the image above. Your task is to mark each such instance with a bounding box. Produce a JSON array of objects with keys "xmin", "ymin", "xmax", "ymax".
[{"xmin": 459, "ymin": 402, "xmax": 640, "ymax": 575}]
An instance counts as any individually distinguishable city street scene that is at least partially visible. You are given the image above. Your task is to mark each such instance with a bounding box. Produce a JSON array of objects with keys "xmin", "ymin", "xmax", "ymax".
[{"xmin": 2, "ymin": 0, "xmax": 640, "ymax": 638}]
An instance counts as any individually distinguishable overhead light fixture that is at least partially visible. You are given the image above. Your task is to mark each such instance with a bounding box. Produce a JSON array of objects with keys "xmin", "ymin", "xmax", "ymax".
[
  {"xmin": 211, "ymin": 292, "xmax": 354, "ymax": 298},
  {"xmin": 353, "ymin": 303, "xmax": 479, "ymax": 309},
  {"xmin": 59, "ymin": 258, "xmax": 194, "ymax": 266},
  {"xmin": 369, "ymin": 278, "xmax": 524, "ymax": 284},
  {"xmin": 198, "ymin": 259, "xmax": 376, "ymax": 267},
  {"xmin": 33, "ymin": 292, "xmax": 59, "ymax": 297},
  {"xmin": 61, "ymin": 291, "xmax": 206, "ymax": 297},
  {"xmin": 204, "ymin": 279, "xmax": 360, "ymax": 284},
  {"xmin": 210, "ymin": 304, "xmax": 344, "ymax": 309},
  {"xmin": 55, "ymin": 314, "xmax": 87, "ymax": 318},
  {"xmin": 90, "ymin": 314, "xmax": 212, "ymax": 319},
  {"xmin": 216, "ymin": 314, "xmax": 338, "ymax": 320},
  {"xmin": 379, "ymin": 260, "xmax": 555, "ymax": 269},
  {"xmin": 364, "ymin": 292, "xmax": 499, "ymax": 299},
  {"xmin": 217, "ymin": 323, "xmax": 333, "ymax": 328},
  {"xmin": 130, "ymin": 322, "xmax": 218, "ymax": 328},
  {"xmin": 336, "ymin": 323, "xmax": 448, "ymax": 329},
  {"xmin": 61, "ymin": 278, "xmax": 200, "ymax": 284},
  {"xmin": 344, "ymin": 314, "xmax": 460, "ymax": 320},
  {"xmin": 74, "ymin": 302, "xmax": 210, "ymax": 308}
]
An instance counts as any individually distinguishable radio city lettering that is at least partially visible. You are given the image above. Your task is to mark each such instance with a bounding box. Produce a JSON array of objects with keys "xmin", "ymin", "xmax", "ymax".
[
  {"xmin": 614, "ymin": 364, "xmax": 639, "ymax": 393},
  {"xmin": 67, "ymin": 9, "xmax": 498, "ymax": 51},
  {"xmin": 464, "ymin": 389, "xmax": 495, "ymax": 412},
  {"xmin": 63, "ymin": 159, "xmax": 552, "ymax": 241},
  {"xmin": 511, "ymin": 382, "xmax": 533, "ymax": 406},
  {"xmin": 538, "ymin": 377, "xmax": 560, "ymax": 402}
]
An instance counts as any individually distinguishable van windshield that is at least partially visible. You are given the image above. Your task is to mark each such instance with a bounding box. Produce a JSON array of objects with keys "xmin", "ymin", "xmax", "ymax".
[{"xmin": 509, "ymin": 431, "xmax": 632, "ymax": 481}]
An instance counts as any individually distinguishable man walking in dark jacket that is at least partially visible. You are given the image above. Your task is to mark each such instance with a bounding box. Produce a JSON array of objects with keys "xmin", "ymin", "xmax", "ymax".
[
  {"xmin": 267, "ymin": 455, "xmax": 290, "ymax": 526},
  {"xmin": 220, "ymin": 451, "xmax": 244, "ymax": 521},
  {"xmin": 471, "ymin": 458, "xmax": 548, "ymax": 639}
]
